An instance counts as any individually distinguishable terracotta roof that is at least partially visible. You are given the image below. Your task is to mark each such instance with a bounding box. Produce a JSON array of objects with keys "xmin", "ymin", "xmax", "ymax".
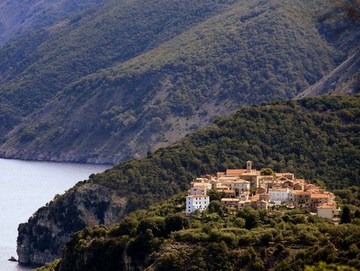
[
  {"xmin": 233, "ymin": 179, "xmax": 250, "ymax": 183},
  {"xmin": 241, "ymin": 172, "xmax": 261, "ymax": 176},
  {"xmin": 317, "ymin": 202, "xmax": 337, "ymax": 209},
  {"xmin": 219, "ymin": 176, "xmax": 239, "ymax": 180},
  {"xmin": 226, "ymin": 169, "xmax": 247, "ymax": 175},
  {"xmin": 216, "ymin": 185, "xmax": 229, "ymax": 189},
  {"xmin": 291, "ymin": 191, "xmax": 311, "ymax": 195},
  {"xmin": 310, "ymin": 193, "xmax": 331, "ymax": 199},
  {"xmin": 221, "ymin": 198, "xmax": 240, "ymax": 202}
]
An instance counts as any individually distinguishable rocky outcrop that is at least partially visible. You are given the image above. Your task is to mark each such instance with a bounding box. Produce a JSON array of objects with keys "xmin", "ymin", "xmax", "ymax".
[
  {"xmin": 295, "ymin": 48, "xmax": 360, "ymax": 99},
  {"xmin": 17, "ymin": 183, "xmax": 127, "ymax": 266}
]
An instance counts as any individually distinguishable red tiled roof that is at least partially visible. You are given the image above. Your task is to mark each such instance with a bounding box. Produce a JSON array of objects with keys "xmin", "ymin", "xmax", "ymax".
[
  {"xmin": 310, "ymin": 193, "xmax": 331, "ymax": 199},
  {"xmin": 291, "ymin": 191, "xmax": 311, "ymax": 195},
  {"xmin": 226, "ymin": 169, "xmax": 247, "ymax": 175},
  {"xmin": 317, "ymin": 202, "xmax": 336, "ymax": 208}
]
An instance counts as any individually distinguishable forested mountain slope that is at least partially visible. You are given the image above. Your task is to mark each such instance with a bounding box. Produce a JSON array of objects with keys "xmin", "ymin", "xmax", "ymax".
[
  {"xmin": 35, "ymin": 194, "xmax": 360, "ymax": 271},
  {"xmin": 0, "ymin": 0, "xmax": 238, "ymax": 139},
  {"xmin": 17, "ymin": 95, "xmax": 360, "ymax": 266},
  {"xmin": 0, "ymin": 0, "xmax": 103, "ymax": 45},
  {"xmin": 0, "ymin": 0, "xmax": 359, "ymax": 163}
]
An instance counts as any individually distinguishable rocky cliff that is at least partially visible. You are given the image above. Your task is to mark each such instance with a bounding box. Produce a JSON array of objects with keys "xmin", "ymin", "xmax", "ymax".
[
  {"xmin": 17, "ymin": 183, "xmax": 127, "ymax": 266},
  {"xmin": 295, "ymin": 48, "xmax": 360, "ymax": 99}
]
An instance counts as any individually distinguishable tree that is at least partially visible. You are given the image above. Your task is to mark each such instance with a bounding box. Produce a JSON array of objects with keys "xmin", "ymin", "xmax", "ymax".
[
  {"xmin": 207, "ymin": 189, "xmax": 222, "ymax": 201},
  {"xmin": 208, "ymin": 200, "xmax": 224, "ymax": 216},
  {"xmin": 304, "ymin": 262, "xmax": 356, "ymax": 271},
  {"xmin": 341, "ymin": 205, "xmax": 351, "ymax": 224},
  {"xmin": 261, "ymin": 168, "xmax": 275, "ymax": 176},
  {"xmin": 165, "ymin": 214, "xmax": 189, "ymax": 234},
  {"xmin": 243, "ymin": 207, "xmax": 260, "ymax": 229}
]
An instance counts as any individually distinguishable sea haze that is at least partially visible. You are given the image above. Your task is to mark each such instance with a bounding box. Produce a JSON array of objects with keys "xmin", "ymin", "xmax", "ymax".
[{"xmin": 0, "ymin": 158, "xmax": 109, "ymax": 271}]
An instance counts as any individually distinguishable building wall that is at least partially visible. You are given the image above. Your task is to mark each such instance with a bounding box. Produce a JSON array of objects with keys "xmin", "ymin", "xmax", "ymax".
[
  {"xmin": 186, "ymin": 196, "xmax": 210, "ymax": 215},
  {"xmin": 317, "ymin": 207, "xmax": 334, "ymax": 219},
  {"xmin": 230, "ymin": 182, "xmax": 250, "ymax": 192},
  {"xmin": 269, "ymin": 189, "xmax": 289, "ymax": 202}
]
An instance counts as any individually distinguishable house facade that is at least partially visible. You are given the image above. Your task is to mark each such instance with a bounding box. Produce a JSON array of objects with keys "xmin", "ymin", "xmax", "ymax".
[{"xmin": 186, "ymin": 195, "xmax": 210, "ymax": 215}]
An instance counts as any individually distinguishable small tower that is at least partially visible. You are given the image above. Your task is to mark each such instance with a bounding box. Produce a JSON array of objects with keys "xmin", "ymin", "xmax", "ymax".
[{"xmin": 246, "ymin": 160, "xmax": 252, "ymax": 173}]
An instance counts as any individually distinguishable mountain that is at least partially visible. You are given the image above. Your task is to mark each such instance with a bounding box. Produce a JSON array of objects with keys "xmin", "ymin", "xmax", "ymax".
[
  {"xmin": 0, "ymin": 0, "xmax": 240, "ymax": 152},
  {"xmin": 0, "ymin": 0, "xmax": 103, "ymax": 45},
  {"xmin": 17, "ymin": 95, "xmax": 360, "ymax": 266},
  {"xmin": 0, "ymin": 0, "xmax": 359, "ymax": 163}
]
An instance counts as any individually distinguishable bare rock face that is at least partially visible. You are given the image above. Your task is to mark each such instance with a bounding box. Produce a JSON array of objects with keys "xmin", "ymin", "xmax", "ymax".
[
  {"xmin": 295, "ymin": 48, "xmax": 360, "ymax": 99},
  {"xmin": 17, "ymin": 183, "xmax": 127, "ymax": 266}
]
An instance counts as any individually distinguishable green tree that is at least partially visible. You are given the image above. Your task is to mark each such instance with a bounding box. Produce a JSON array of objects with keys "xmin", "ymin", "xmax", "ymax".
[
  {"xmin": 305, "ymin": 261, "xmax": 356, "ymax": 271},
  {"xmin": 208, "ymin": 189, "xmax": 222, "ymax": 201},
  {"xmin": 165, "ymin": 214, "xmax": 189, "ymax": 234},
  {"xmin": 341, "ymin": 205, "xmax": 351, "ymax": 224},
  {"xmin": 260, "ymin": 168, "xmax": 275, "ymax": 176},
  {"xmin": 208, "ymin": 200, "xmax": 224, "ymax": 216},
  {"xmin": 244, "ymin": 208, "xmax": 260, "ymax": 229}
]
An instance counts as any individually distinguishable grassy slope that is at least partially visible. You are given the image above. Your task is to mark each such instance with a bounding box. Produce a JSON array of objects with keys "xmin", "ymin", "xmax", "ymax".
[
  {"xmin": 2, "ymin": 0, "xmax": 357, "ymax": 163},
  {"xmin": 19, "ymin": 95, "xmax": 360, "ymax": 265}
]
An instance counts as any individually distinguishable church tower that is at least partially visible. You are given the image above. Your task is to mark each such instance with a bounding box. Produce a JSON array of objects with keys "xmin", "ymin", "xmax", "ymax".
[{"xmin": 246, "ymin": 160, "xmax": 252, "ymax": 173}]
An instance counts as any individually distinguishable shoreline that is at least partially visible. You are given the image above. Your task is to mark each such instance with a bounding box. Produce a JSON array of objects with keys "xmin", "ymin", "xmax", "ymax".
[{"xmin": 0, "ymin": 155, "xmax": 113, "ymax": 167}]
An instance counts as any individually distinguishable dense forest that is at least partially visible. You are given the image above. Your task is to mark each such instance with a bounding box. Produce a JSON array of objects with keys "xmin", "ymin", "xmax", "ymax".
[
  {"xmin": 19, "ymin": 95, "xmax": 360, "ymax": 266},
  {"xmin": 35, "ymin": 189, "xmax": 360, "ymax": 271},
  {"xmin": 0, "ymin": 0, "xmax": 359, "ymax": 163}
]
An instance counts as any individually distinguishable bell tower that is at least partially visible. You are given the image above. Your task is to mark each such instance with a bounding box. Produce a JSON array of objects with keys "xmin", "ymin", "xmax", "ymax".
[{"xmin": 246, "ymin": 160, "xmax": 252, "ymax": 173}]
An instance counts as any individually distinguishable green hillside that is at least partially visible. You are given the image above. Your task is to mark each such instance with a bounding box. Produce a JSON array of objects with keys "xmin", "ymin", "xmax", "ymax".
[
  {"xmin": 35, "ymin": 193, "xmax": 360, "ymax": 271},
  {"xmin": 0, "ymin": 0, "xmax": 103, "ymax": 45},
  {"xmin": 18, "ymin": 95, "xmax": 360, "ymax": 266},
  {"xmin": 0, "ymin": 0, "xmax": 238, "ymax": 135},
  {"xmin": 1, "ymin": 0, "xmax": 359, "ymax": 163}
]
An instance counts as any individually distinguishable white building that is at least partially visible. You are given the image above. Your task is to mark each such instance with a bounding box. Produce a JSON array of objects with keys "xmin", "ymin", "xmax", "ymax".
[
  {"xmin": 186, "ymin": 195, "xmax": 210, "ymax": 215},
  {"xmin": 268, "ymin": 188, "xmax": 289, "ymax": 204},
  {"xmin": 190, "ymin": 184, "xmax": 211, "ymax": 195},
  {"xmin": 239, "ymin": 191, "xmax": 250, "ymax": 201},
  {"xmin": 230, "ymin": 179, "xmax": 250, "ymax": 192},
  {"xmin": 317, "ymin": 203, "xmax": 339, "ymax": 219}
]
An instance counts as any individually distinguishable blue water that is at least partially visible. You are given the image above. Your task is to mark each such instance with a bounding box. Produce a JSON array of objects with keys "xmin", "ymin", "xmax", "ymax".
[{"xmin": 0, "ymin": 158, "xmax": 110, "ymax": 271}]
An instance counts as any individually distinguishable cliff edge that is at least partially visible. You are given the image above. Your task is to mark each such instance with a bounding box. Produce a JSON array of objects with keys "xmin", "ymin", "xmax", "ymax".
[{"xmin": 17, "ymin": 183, "xmax": 127, "ymax": 266}]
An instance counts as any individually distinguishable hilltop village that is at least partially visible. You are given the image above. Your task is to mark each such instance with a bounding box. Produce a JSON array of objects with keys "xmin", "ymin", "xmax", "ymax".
[{"xmin": 186, "ymin": 161, "xmax": 339, "ymax": 219}]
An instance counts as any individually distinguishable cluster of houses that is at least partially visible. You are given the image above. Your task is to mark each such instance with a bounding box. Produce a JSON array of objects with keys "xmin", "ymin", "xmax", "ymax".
[{"xmin": 186, "ymin": 161, "xmax": 340, "ymax": 220}]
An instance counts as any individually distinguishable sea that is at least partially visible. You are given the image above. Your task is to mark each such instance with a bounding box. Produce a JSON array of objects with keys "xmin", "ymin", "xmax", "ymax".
[{"xmin": 0, "ymin": 158, "xmax": 110, "ymax": 271}]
